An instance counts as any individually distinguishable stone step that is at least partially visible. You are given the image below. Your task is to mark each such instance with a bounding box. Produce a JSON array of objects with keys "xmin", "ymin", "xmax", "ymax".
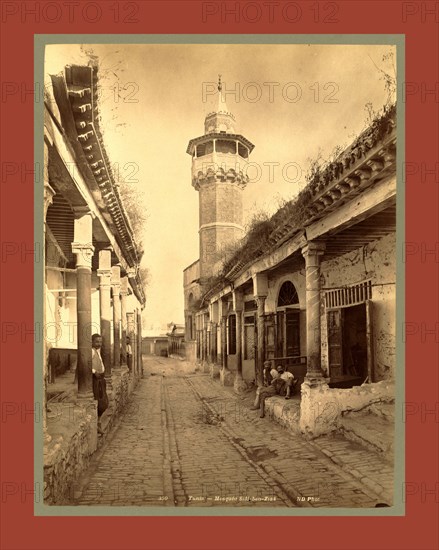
[{"xmin": 339, "ymin": 411, "xmax": 394, "ymax": 459}]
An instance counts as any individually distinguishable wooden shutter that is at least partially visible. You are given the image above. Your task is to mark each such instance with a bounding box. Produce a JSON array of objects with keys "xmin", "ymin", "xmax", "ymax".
[
  {"xmin": 228, "ymin": 314, "xmax": 237, "ymax": 355},
  {"xmin": 265, "ymin": 313, "xmax": 276, "ymax": 360},
  {"xmin": 365, "ymin": 300, "xmax": 374, "ymax": 382},
  {"xmin": 327, "ymin": 309, "xmax": 343, "ymax": 377},
  {"xmin": 285, "ymin": 310, "xmax": 300, "ymax": 357},
  {"xmin": 276, "ymin": 311, "xmax": 284, "ymax": 356}
]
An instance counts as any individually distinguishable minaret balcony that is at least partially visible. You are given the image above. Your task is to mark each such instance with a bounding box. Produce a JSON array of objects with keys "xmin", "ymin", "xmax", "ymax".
[
  {"xmin": 192, "ymin": 151, "xmax": 250, "ymax": 189},
  {"xmin": 193, "ymin": 150, "xmax": 249, "ymax": 172}
]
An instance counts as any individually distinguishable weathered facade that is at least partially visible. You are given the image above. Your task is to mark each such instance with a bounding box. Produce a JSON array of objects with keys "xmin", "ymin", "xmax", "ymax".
[
  {"xmin": 142, "ymin": 335, "xmax": 168, "ymax": 356},
  {"xmin": 184, "ymin": 84, "xmax": 396, "ymax": 437},
  {"xmin": 43, "ymin": 64, "xmax": 146, "ymax": 503}
]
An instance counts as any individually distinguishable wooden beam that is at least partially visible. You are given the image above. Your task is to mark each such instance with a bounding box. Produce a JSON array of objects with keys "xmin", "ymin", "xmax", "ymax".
[
  {"xmin": 47, "ymin": 118, "xmax": 129, "ymax": 272},
  {"xmin": 306, "ymin": 176, "xmax": 396, "ymax": 242}
]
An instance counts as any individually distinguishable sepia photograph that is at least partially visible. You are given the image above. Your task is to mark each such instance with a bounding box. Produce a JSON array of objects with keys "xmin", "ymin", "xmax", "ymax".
[{"xmin": 40, "ymin": 38, "xmax": 400, "ymax": 513}]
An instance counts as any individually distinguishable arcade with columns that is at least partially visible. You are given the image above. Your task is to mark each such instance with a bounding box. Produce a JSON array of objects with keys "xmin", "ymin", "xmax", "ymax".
[
  {"xmin": 184, "ymin": 79, "xmax": 397, "ymax": 435},
  {"xmin": 43, "ymin": 64, "xmax": 146, "ymax": 503}
]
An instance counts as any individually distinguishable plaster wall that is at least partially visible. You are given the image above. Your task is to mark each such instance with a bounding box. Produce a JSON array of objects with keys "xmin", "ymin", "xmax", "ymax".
[
  {"xmin": 320, "ymin": 232, "xmax": 396, "ymax": 381},
  {"xmin": 300, "ymin": 379, "xmax": 395, "ymax": 436}
]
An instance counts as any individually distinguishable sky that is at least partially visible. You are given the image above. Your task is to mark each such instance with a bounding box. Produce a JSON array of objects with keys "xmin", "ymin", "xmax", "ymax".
[{"xmin": 45, "ymin": 42, "xmax": 396, "ymax": 334}]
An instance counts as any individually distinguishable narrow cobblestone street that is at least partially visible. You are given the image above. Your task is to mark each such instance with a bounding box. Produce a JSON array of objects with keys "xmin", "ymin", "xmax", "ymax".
[{"xmin": 68, "ymin": 357, "xmax": 393, "ymax": 508}]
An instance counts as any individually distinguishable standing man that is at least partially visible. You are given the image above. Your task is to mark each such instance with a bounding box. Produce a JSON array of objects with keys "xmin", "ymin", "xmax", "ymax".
[
  {"xmin": 92, "ymin": 333, "xmax": 108, "ymax": 434},
  {"xmin": 126, "ymin": 336, "xmax": 133, "ymax": 374}
]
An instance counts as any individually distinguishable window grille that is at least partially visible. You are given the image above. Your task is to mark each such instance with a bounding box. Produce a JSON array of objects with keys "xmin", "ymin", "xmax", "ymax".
[
  {"xmin": 244, "ymin": 324, "xmax": 255, "ymax": 360},
  {"xmin": 325, "ymin": 280, "xmax": 372, "ymax": 309},
  {"xmin": 277, "ymin": 281, "xmax": 299, "ymax": 307}
]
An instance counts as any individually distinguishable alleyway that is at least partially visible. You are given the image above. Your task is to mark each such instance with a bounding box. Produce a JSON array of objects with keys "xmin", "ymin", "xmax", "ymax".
[{"xmin": 68, "ymin": 357, "xmax": 393, "ymax": 508}]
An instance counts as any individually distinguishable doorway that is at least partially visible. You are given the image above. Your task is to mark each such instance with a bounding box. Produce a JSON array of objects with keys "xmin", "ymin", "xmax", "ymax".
[
  {"xmin": 342, "ymin": 304, "xmax": 367, "ymax": 378},
  {"xmin": 327, "ymin": 301, "xmax": 372, "ymax": 384}
]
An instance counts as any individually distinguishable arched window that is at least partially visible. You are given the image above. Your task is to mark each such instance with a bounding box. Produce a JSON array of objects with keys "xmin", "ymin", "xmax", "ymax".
[{"xmin": 277, "ymin": 281, "xmax": 299, "ymax": 307}]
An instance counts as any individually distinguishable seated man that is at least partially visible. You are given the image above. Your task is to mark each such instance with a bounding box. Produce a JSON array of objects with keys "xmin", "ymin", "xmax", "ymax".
[
  {"xmin": 252, "ymin": 361, "xmax": 279, "ymax": 410},
  {"xmin": 251, "ymin": 366, "xmax": 294, "ymax": 418},
  {"xmin": 263, "ymin": 360, "xmax": 279, "ymax": 386},
  {"xmin": 278, "ymin": 366, "xmax": 298, "ymax": 400}
]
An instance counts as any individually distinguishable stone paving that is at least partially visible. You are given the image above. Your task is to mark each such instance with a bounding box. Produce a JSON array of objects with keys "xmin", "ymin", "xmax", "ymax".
[{"xmin": 68, "ymin": 356, "xmax": 394, "ymax": 508}]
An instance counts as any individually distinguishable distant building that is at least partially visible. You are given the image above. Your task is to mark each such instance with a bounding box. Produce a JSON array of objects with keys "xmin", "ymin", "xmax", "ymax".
[
  {"xmin": 183, "ymin": 78, "xmax": 396, "ymax": 436},
  {"xmin": 167, "ymin": 323, "xmax": 185, "ymax": 357},
  {"xmin": 142, "ymin": 335, "xmax": 168, "ymax": 357}
]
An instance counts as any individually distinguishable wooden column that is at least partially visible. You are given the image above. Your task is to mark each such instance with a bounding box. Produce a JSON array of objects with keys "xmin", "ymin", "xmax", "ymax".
[
  {"xmin": 301, "ymin": 241, "xmax": 326, "ymax": 383},
  {"xmin": 72, "ymin": 210, "xmax": 95, "ymax": 398},
  {"xmin": 97, "ymin": 248, "xmax": 113, "ymax": 386},
  {"xmin": 111, "ymin": 265, "xmax": 121, "ymax": 370}
]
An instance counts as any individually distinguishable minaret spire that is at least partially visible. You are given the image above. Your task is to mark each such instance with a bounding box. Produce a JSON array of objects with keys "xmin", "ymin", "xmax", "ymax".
[{"xmin": 204, "ymin": 74, "xmax": 235, "ymax": 133}]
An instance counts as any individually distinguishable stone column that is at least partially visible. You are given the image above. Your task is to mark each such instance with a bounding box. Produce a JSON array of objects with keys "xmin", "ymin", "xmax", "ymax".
[
  {"xmin": 199, "ymin": 315, "xmax": 205, "ymax": 363},
  {"xmin": 97, "ymin": 248, "xmax": 113, "ymax": 392},
  {"xmin": 127, "ymin": 311, "xmax": 135, "ymax": 374},
  {"xmin": 233, "ymin": 291, "xmax": 244, "ymax": 375},
  {"xmin": 210, "ymin": 302, "xmax": 219, "ymax": 365},
  {"xmin": 219, "ymin": 299, "xmax": 233, "ymax": 386},
  {"xmin": 301, "ymin": 241, "xmax": 326, "ymax": 384},
  {"xmin": 220, "ymin": 301, "xmax": 228, "ymax": 371},
  {"xmin": 211, "ymin": 323, "xmax": 216, "ymax": 363},
  {"xmin": 72, "ymin": 210, "xmax": 95, "ymax": 398},
  {"xmin": 120, "ymin": 277, "xmax": 128, "ymax": 366},
  {"xmin": 253, "ymin": 273, "xmax": 268, "ymax": 387},
  {"xmin": 255, "ymin": 296, "xmax": 266, "ymax": 386},
  {"xmin": 206, "ymin": 304, "xmax": 220, "ymax": 378},
  {"xmin": 137, "ymin": 308, "xmax": 143, "ymax": 377},
  {"xmin": 233, "ymin": 290, "xmax": 246, "ymax": 393},
  {"xmin": 111, "ymin": 265, "xmax": 121, "ymax": 371},
  {"xmin": 206, "ymin": 322, "xmax": 211, "ymax": 363},
  {"xmin": 43, "ymin": 164, "xmax": 56, "ymax": 444},
  {"xmin": 197, "ymin": 314, "xmax": 202, "ymax": 361},
  {"xmin": 203, "ymin": 314, "xmax": 208, "ymax": 363}
]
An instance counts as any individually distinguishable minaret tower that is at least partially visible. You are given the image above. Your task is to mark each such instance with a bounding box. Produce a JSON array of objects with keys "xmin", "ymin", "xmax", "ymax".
[{"xmin": 187, "ymin": 76, "xmax": 255, "ymax": 283}]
